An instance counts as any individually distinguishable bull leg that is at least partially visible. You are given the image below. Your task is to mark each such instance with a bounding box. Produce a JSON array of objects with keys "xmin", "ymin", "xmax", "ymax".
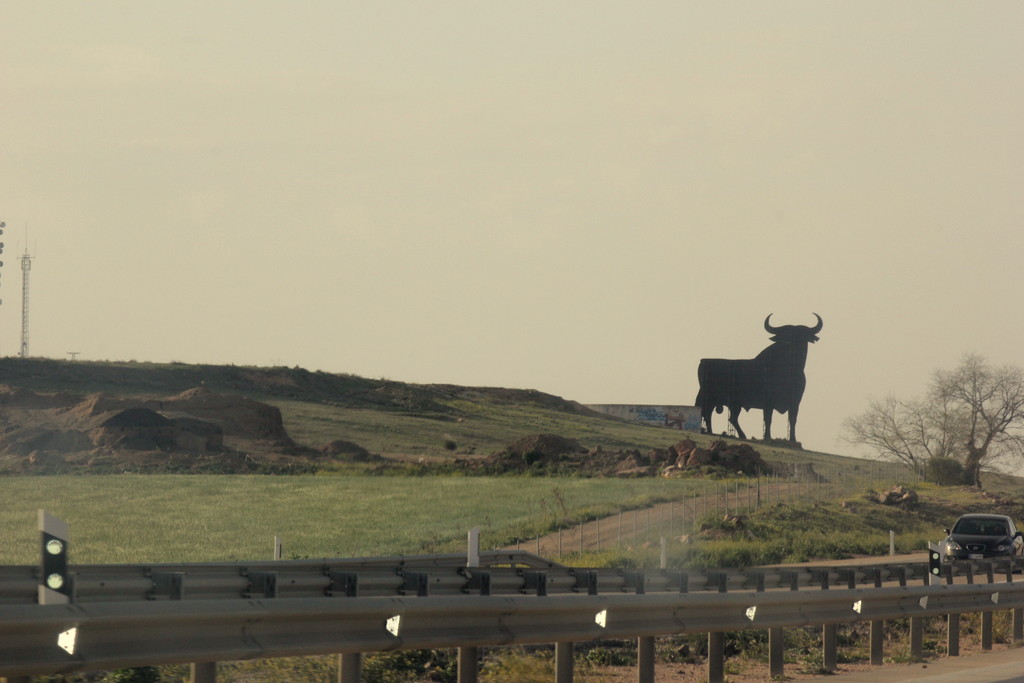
[
  {"xmin": 701, "ymin": 406, "xmax": 712, "ymax": 435},
  {"xmin": 788, "ymin": 406, "xmax": 799, "ymax": 443},
  {"xmin": 728, "ymin": 408, "xmax": 746, "ymax": 440},
  {"xmin": 763, "ymin": 409, "xmax": 773, "ymax": 441}
]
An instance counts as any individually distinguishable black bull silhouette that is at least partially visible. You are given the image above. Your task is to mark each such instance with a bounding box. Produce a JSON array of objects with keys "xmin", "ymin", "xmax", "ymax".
[{"xmin": 695, "ymin": 314, "xmax": 822, "ymax": 443}]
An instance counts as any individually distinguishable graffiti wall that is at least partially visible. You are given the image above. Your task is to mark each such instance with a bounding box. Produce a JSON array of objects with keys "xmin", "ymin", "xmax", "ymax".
[{"xmin": 586, "ymin": 404, "xmax": 702, "ymax": 431}]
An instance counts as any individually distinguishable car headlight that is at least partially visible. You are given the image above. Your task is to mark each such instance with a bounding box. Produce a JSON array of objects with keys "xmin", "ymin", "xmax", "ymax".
[
  {"xmin": 996, "ymin": 543, "xmax": 1010, "ymax": 552},
  {"xmin": 943, "ymin": 539, "xmax": 961, "ymax": 552}
]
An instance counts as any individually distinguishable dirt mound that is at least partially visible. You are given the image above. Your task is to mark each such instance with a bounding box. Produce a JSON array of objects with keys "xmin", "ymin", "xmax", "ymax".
[
  {"xmin": 320, "ymin": 440, "xmax": 381, "ymax": 462},
  {"xmin": 494, "ymin": 434, "xmax": 586, "ymax": 467},
  {"xmin": 164, "ymin": 387, "xmax": 293, "ymax": 444},
  {"xmin": 664, "ymin": 439, "xmax": 771, "ymax": 476},
  {"xmin": 0, "ymin": 385, "xmax": 79, "ymax": 410},
  {"xmin": 0, "ymin": 385, "xmax": 326, "ymax": 474},
  {"xmin": 475, "ymin": 434, "xmax": 771, "ymax": 478},
  {"xmin": 66, "ymin": 393, "xmax": 132, "ymax": 421},
  {"xmin": 0, "ymin": 427, "xmax": 93, "ymax": 456}
]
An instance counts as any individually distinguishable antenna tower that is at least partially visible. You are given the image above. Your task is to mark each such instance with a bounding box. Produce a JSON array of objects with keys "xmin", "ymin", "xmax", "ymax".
[{"xmin": 20, "ymin": 245, "xmax": 33, "ymax": 358}]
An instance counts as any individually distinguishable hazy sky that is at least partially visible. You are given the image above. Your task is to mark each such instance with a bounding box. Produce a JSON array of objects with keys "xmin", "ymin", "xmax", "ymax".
[{"xmin": 1, "ymin": 3, "xmax": 1022, "ymax": 459}]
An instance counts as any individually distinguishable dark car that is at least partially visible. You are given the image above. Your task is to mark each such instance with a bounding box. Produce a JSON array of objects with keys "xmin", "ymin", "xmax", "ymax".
[{"xmin": 941, "ymin": 513, "xmax": 1024, "ymax": 562}]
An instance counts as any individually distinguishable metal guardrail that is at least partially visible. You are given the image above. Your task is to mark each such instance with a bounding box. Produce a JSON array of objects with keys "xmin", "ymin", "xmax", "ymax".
[
  {"xmin": 1, "ymin": 554, "xmax": 1023, "ymax": 677},
  {"xmin": 2, "ymin": 554, "xmax": 1020, "ymax": 605},
  {"xmin": 3, "ymin": 579, "xmax": 1024, "ymax": 676}
]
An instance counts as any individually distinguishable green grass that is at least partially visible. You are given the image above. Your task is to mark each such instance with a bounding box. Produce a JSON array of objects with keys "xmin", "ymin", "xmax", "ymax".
[
  {"xmin": 273, "ymin": 397, "xmax": 705, "ymax": 458},
  {"xmin": 0, "ymin": 475, "xmax": 696, "ymax": 565}
]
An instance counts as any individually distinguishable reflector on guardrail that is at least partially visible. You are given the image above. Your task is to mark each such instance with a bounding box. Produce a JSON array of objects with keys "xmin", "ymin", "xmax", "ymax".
[{"xmin": 39, "ymin": 510, "xmax": 71, "ymax": 605}]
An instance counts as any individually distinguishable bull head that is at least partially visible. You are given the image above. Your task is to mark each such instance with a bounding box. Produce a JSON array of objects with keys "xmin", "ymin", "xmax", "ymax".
[{"xmin": 764, "ymin": 313, "xmax": 823, "ymax": 343}]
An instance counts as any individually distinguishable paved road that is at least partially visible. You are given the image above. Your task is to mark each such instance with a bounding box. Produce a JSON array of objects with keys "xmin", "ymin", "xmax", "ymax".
[{"xmin": 801, "ymin": 647, "xmax": 1024, "ymax": 683}]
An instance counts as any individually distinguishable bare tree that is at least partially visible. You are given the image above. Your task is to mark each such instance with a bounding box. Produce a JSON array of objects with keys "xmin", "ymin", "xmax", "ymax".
[
  {"xmin": 843, "ymin": 354, "xmax": 1024, "ymax": 488},
  {"xmin": 932, "ymin": 354, "xmax": 1024, "ymax": 487},
  {"xmin": 841, "ymin": 395, "xmax": 958, "ymax": 474}
]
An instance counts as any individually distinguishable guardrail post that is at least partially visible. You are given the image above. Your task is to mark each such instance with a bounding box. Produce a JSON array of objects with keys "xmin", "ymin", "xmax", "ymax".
[
  {"xmin": 981, "ymin": 561, "xmax": 994, "ymax": 651},
  {"xmin": 707, "ymin": 632, "xmax": 724, "ymax": 683},
  {"xmin": 758, "ymin": 570, "xmax": 784, "ymax": 680},
  {"xmin": 898, "ymin": 566, "xmax": 923, "ymax": 662},
  {"xmin": 707, "ymin": 571, "xmax": 727, "ymax": 683},
  {"xmin": 458, "ymin": 646, "xmax": 479, "ymax": 683},
  {"xmin": 869, "ymin": 568, "xmax": 884, "ymax": 665},
  {"xmin": 945, "ymin": 563, "xmax": 959, "ymax": 657},
  {"xmin": 1012, "ymin": 558, "xmax": 1024, "ymax": 643},
  {"xmin": 190, "ymin": 662, "xmax": 216, "ymax": 683},
  {"xmin": 816, "ymin": 570, "xmax": 837, "ymax": 672},
  {"xmin": 458, "ymin": 530, "xmax": 481, "ymax": 683},
  {"xmin": 339, "ymin": 653, "xmax": 361, "ymax": 683},
  {"xmin": 637, "ymin": 636, "xmax": 655, "ymax": 683},
  {"xmin": 555, "ymin": 641, "xmax": 573, "ymax": 683}
]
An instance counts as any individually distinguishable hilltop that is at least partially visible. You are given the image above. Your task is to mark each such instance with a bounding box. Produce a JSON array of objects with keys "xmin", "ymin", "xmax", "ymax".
[{"xmin": 0, "ymin": 357, "xmax": 952, "ymax": 481}]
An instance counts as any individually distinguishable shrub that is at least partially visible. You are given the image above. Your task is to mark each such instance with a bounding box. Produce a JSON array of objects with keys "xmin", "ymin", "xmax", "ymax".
[{"xmin": 926, "ymin": 457, "xmax": 966, "ymax": 486}]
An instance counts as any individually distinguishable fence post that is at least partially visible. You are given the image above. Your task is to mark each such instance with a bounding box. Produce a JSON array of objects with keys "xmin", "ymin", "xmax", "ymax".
[
  {"xmin": 467, "ymin": 527, "xmax": 480, "ymax": 568},
  {"xmin": 637, "ymin": 636, "xmax": 655, "ymax": 683}
]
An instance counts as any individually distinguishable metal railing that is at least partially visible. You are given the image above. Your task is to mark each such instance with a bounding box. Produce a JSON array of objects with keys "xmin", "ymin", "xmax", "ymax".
[{"xmin": 2, "ymin": 554, "xmax": 1022, "ymax": 682}]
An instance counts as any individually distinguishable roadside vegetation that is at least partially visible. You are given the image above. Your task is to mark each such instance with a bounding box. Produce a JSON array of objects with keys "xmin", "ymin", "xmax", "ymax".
[{"xmin": 2, "ymin": 358, "xmax": 1024, "ymax": 681}]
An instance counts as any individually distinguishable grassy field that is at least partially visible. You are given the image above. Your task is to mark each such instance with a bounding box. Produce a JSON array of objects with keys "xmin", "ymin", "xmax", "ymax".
[
  {"xmin": 1, "ymin": 357, "xmax": 1021, "ymax": 570},
  {"xmin": 0, "ymin": 474, "xmax": 698, "ymax": 565}
]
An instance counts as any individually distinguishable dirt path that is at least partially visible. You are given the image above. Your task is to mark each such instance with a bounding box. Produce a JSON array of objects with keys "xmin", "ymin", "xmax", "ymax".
[{"xmin": 508, "ymin": 481, "xmax": 807, "ymax": 561}]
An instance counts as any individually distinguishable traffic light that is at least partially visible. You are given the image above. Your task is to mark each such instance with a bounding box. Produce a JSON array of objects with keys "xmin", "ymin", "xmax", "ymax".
[{"xmin": 39, "ymin": 510, "xmax": 71, "ymax": 604}]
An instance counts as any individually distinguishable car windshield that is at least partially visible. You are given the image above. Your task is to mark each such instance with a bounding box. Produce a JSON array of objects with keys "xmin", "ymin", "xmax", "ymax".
[{"xmin": 954, "ymin": 519, "xmax": 1008, "ymax": 536}]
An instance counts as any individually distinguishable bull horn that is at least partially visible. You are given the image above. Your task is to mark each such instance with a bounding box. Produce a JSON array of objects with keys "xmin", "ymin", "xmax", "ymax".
[
  {"xmin": 764, "ymin": 314, "xmax": 781, "ymax": 334},
  {"xmin": 809, "ymin": 313, "xmax": 823, "ymax": 334}
]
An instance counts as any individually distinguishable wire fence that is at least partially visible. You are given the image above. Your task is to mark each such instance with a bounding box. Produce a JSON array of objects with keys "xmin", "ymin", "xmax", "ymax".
[{"xmin": 514, "ymin": 458, "xmax": 922, "ymax": 560}]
